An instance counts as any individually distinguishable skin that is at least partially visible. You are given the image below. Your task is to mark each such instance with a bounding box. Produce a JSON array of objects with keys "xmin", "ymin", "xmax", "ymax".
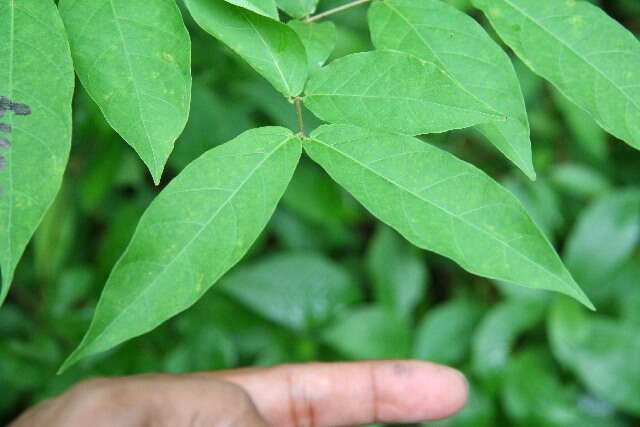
[{"xmin": 10, "ymin": 360, "xmax": 468, "ymax": 427}]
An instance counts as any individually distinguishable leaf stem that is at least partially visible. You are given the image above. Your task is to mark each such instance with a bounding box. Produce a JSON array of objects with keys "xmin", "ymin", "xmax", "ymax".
[
  {"xmin": 294, "ymin": 97, "xmax": 305, "ymax": 137},
  {"xmin": 304, "ymin": 0, "xmax": 372, "ymax": 23}
]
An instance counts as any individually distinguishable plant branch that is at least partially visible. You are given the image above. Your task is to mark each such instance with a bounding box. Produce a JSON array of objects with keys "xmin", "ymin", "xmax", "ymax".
[
  {"xmin": 304, "ymin": 0, "xmax": 371, "ymax": 23},
  {"xmin": 294, "ymin": 97, "xmax": 305, "ymax": 137}
]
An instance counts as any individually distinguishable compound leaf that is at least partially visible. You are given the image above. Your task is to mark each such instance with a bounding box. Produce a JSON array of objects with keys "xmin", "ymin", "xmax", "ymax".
[
  {"xmin": 58, "ymin": 0, "xmax": 191, "ymax": 184},
  {"xmin": 369, "ymin": 0, "xmax": 535, "ymax": 179},
  {"xmin": 305, "ymin": 125, "xmax": 593, "ymax": 308},
  {"xmin": 224, "ymin": 0, "xmax": 279, "ymax": 19},
  {"xmin": 60, "ymin": 127, "xmax": 301, "ymax": 371},
  {"xmin": 185, "ymin": 0, "xmax": 307, "ymax": 98},
  {"xmin": 304, "ymin": 50, "xmax": 504, "ymax": 135},
  {"xmin": 0, "ymin": 0, "xmax": 74, "ymax": 305},
  {"xmin": 473, "ymin": 0, "xmax": 640, "ymax": 151},
  {"xmin": 277, "ymin": 0, "xmax": 318, "ymax": 19}
]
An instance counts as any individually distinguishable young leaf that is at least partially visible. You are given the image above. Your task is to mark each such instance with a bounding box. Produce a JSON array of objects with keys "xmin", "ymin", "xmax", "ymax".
[
  {"xmin": 0, "ymin": 0, "xmax": 74, "ymax": 305},
  {"xmin": 58, "ymin": 0, "xmax": 192, "ymax": 184},
  {"xmin": 366, "ymin": 225, "xmax": 427, "ymax": 320},
  {"xmin": 304, "ymin": 51, "xmax": 504, "ymax": 135},
  {"xmin": 224, "ymin": 0, "xmax": 279, "ymax": 19},
  {"xmin": 413, "ymin": 300, "xmax": 484, "ymax": 365},
  {"xmin": 471, "ymin": 300, "xmax": 545, "ymax": 389},
  {"xmin": 369, "ymin": 0, "xmax": 535, "ymax": 179},
  {"xmin": 563, "ymin": 190, "xmax": 640, "ymax": 304},
  {"xmin": 549, "ymin": 299, "xmax": 640, "ymax": 415},
  {"xmin": 277, "ymin": 0, "xmax": 318, "ymax": 19},
  {"xmin": 305, "ymin": 125, "xmax": 593, "ymax": 308},
  {"xmin": 185, "ymin": 0, "xmax": 308, "ymax": 98},
  {"xmin": 219, "ymin": 252, "xmax": 360, "ymax": 333},
  {"xmin": 288, "ymin": 20, "xmax": 336, "ymax": 75},
  {"xmin": 323, "ymin": 306, "xmax": 411, "ymax": 359},
  {"xmin": 60, "ymin": 127, "xmax": 302, "ymax": 371},
  {"xmin": 472, "ymin": 0, "xmax": 640, "ymax": 151}
]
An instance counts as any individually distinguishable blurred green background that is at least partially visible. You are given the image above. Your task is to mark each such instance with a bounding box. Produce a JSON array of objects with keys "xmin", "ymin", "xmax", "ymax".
[{"xmin": 2, "ymin": 0, "xmax": 640, "ymax": 425}]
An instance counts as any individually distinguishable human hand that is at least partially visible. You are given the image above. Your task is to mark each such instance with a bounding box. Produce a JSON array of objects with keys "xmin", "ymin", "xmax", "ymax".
[{"xmin": 10, "ymin": 360, "xmax": 467, "ymax": 427}]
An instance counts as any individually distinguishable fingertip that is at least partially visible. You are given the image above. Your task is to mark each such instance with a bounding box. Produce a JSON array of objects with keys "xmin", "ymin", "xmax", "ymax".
[
  {"xmin": 432, "ymin": 365, "xmax": 469, "ymax": 419},
  {"xmin": 377, "ymin": 361, "xmax": 469, "ymax": 423}
]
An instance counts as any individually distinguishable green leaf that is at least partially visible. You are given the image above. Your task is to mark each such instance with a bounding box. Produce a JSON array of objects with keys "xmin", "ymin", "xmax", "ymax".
[
  {"xmin": 276, "ymin": 0, "xmax": 318, "ymax": 19},
  {"xmin": 471, "ymin": 300, "xmax": 545, "ymax": 390},
  {"xmin": 33, "ymin": 184, "xmax": 77, "ymax": 283},
  {"xmin": 224, "ymin": 0, "xmax": 279, "ymax": 19},
  {"xmin": 323, "ymin": 306, "xmax": 411, "ymax": 359},
  {"xmin": 502, "ymin": 176, "xmax": 564, "ymax": 241},
  {"xmin": 413, "ymin": 300, "xmax": 484, "ymax": 364},
  {"xmin": 60, "ymin": 127, "xmax": 302, "ymax": 372},
  {"xmin": 472, "ymin": 0, "xmax": 640, "ymax": 152},
  {"xmin": 425, "ymin": 381, "xmax": 496, "ymax": 427},
  {"xmin": 219, "ymin": 252, "xmax": 360, "ymax": 333},
  {"xmin": 501, "ymin": 348, "xmax": 598, "ymax": 426},
  {"xmin": 551, "ymin": 88, "xmax": 608, "ymax": 167},
  {"xmin": 549, "ymin": 163, "xmax": 611, "ymax": 199},
  {"xmin": 304, "ymin": 51, "xmax": 504, "ymax": 135},
  {"xmin": 288, "ymin": 20, "xmax": 336, "ymax": 75},
  {"xmin": 58, "ymin": 0, "xmax": 191, "ymax": 184},
  {"xmin": 185, "ymin": 0, "xmax": 308, "ymax": 98},
  {"xmin": 366, "ymin": 225, "xmax": 427, "ymax": 320},
  {"xmin": 0, "ymin": 0, "xmax": 74, "ymax": 305},
  {"xmin": 549, "ymin": 299, "xmax": 640, "ymax": 415},
  {"xmin": 563, "ymin": 190, "xmax": 640, "ymax": 303},
  {"xmin": 369, "ymin": 0, "xmax": 535, "ymax": 179},
  {"xmin": 305, "ymin": 125, "xmax": 593, "ymax": 308}
]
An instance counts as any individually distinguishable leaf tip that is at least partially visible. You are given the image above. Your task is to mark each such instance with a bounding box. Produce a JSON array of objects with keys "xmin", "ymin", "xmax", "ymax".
[
  {"xmin": 150, "ymin": 167, "xmax": 163, "ymax": 186},
  {"xmin": 572, "ymin": 287, "xmax": 595, "ymax": 311},
  {"xmin": 525, "ymin": 168, "xmax": 537, "ymax": 181},
  {"xmin": 57, "ymin": 354, "xmax": 77, "ymax": 375}
]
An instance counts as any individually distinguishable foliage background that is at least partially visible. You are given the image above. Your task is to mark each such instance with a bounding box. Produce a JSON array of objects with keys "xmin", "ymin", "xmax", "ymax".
[{"xmin": 1, "ymin": 0, "xmax": 640, "ymax": 425}]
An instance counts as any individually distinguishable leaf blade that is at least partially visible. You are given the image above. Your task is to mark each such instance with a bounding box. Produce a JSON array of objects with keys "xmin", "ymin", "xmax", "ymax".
[
  {"xmin": 0, "ymin": 0, "xmax": 75, "ymax": 305},
  {"xmin": 473, "ymin": 0, "xmax": 640, "ymax": 151},
  {"xmin": 185, "ymin": 0, "xmax": 307, "ymax": 98},
  {"xmin": 305, "ymin": 124, "xmax": 593, "ymax": 308},
  {"xmin": 369, "ymin": 0, "xmax": 535, "ymax": 178},
  {"xmin": 225, "ymin": 0, "xmax": 279, "ymax": 19},
  {"xmin": 60, "ymin": 127, "xmax": 302, "ymax": 371},
  {"xmin": 220, "ymin": 252, "xmax": 360, "ymax": 333},
  {"xmin": 304, "ymin": 50, "xmax": 505, "ymax": 135},
  {"xmin": 288, "ymin": 20, "xmax": 336, "ymax": 75},
  {"xmin": 59, "ymin": 0, "xmax": 192, "ymax": 184},
  {"xmin": 276, "ymin": 0, "xmax": 318, "ymax": 19}
]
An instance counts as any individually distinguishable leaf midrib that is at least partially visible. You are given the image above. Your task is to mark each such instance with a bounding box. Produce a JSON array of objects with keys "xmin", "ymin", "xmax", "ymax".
[
  {"xmin": 242, "ymin": 10, "xmax": 292, "ymax": 96},
  {"xmin": 81, "ymin": 134, "xmax": 297, "ymax": 354},
  {"xmin": 381, "ymin": 2, "xmax": 503, "ymax": 117},
  {"xmin": 306, "ymin": 93, "xmax": 503, "ymax": 119},
  {"xmin": 108, "ymin": 0, "xmax": 159, "ymax": 174},
  {"xmin": 2, "ymin": 0, "xmax": 16, "ymax": 298},
  {"xmin": 501, "ymin": 0, "xmax": 640, "ymax": 112},
  {"xmin": 309, "ymin": 136, "xmax": 582, "ymax": 297},
  {"xmin": 381, "ymin": 1, "xmax": 529, "ymax": 169}
]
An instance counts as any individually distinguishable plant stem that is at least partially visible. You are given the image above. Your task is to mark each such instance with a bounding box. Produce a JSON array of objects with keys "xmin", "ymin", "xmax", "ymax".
[
  {"xmin": 304, "ymin": 0, "xmax": 371, "ymax": 23},
  {"xmin": 294, "ymin": 97, "xmax": 305, "ymax": 137}
]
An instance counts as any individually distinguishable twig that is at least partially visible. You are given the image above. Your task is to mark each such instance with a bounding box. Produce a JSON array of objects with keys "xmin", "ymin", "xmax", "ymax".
[
  {"xmin": 304, "ymin": 0, "xmax": 372, "ymax": 23},
  {"xmin": 294, "ymin": 97, "xmax": 305, "ymax": 137}
]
